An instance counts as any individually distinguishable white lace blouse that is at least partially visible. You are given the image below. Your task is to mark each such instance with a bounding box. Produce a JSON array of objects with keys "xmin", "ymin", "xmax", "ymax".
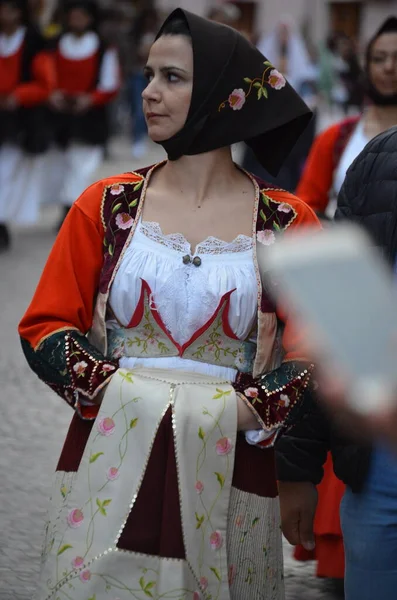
[{"xmin": 108, "ymin": 219, "xmax": 258, "ymax": 380}]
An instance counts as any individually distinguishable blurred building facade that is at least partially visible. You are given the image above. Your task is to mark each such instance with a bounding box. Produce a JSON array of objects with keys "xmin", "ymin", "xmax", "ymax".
[{"xmin": 155, "ymin": 0, "xmax": 397, "ymax": 49}]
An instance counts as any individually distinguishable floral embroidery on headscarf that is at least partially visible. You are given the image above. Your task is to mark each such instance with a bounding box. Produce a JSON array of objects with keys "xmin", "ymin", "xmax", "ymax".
[{"xmin": 219, "ymin": 61, "xmax": 286, "ymax": 112}]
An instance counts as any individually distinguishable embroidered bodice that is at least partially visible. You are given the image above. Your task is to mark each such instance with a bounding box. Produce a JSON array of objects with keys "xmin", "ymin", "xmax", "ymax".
[{"xmin": 107, "ymin": 219, "xmax": 257, "ymax": 375}]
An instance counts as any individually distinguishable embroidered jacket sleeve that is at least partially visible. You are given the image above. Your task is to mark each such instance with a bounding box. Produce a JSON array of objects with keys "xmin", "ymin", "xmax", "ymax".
[
  {"xmin": 295, "ymin": 123, "xmax": 341, "ymax": 215},
  {"xmin": 14, "ymin": 51, "xmax": 56, "ymax": 106},
  {"xmin": 18, "ymin": 181, "xmax": 118, "ymax": 420},
  {"xmin": 90, "ymin": 47, "xmax": 121, "ymax": 106},
  {"xmin": 233, "ymin": 198, "xmax": 319, "ymax": 447}
]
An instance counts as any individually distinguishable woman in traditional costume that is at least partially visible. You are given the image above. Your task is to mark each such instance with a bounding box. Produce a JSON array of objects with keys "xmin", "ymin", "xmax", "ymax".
[
  {"xmin": 289, "ymin": 15, "xmax": 397, "ymax": 585},
  {"xmin": 20, "ymin": 10, "xmax": 319, "ymax": 600},
  {"xmin": 45, "ymin": 0, "xmax": 120, "ymax": 227},
  {"xmin": 0, "ymin": 0, "xmax": 54, "ymax": 250},
  {"xmin": 297, "ymin": 16, "xmax": 397, "ymax": 219}
]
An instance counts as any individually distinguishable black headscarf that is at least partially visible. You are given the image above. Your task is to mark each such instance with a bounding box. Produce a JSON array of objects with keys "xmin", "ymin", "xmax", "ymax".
[
  {"xmin": 366, "ymin": 16, "xmax": 397, "ymax": 106},
  {"xmin": 154, "ymin": 9, "xmax": 312, "ymax": 176},
  {"xmin": 63, "ymin": 0, "xmax": 99, "ymax": 29},
  {"xmin": 0, "ymin": 0, "xmax": 29, "ymax": 24}
]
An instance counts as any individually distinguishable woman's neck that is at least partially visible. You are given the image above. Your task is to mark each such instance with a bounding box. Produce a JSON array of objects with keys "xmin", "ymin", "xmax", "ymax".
[
  {"xmin": 157, "ymin": 147, "xmax": 240, "ymax": 209},
  {"xmin": 364, "ymin": 105, "xmax": 397, "ymax": 137}
]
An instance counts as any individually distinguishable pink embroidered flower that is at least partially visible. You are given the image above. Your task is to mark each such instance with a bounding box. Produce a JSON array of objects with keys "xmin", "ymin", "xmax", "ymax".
[
  {"xmin": 112, "ymin": 346, "xmax": 124, "ymax": 359},
  {"xmin": 228, "ymin": 564, "xmax": 237, "ymax": 586},
  {"xmin": 277, "ymin": 202, "xmax": 292, "ymax": 213},
  {"xmin": 110, "ymin": 183, "xmax": 125, "ymax": 196},
  {"xmin": 73, "ymin": 361, "xmax": 88, "ymax": 377},
  {"xmin": 107, "ymin": 467, "xmax": 119, "ymax": 481},
  {"xmin": 71, "ymin": 556, "xmax": 84, "ymax": 570},
  {"xmin": 97, "ymin": 417, "xmax": 116, "ymax": 436},
  {"xmin": 210, "ymin": 530, "xmax": 223, "ymax": 550},
  {"xmin": 79, "ymin": 569, "xmax": 91, "ymax": 582},
  {"xmin": 115, "ymin": 212, "xmax": 134, "ymax": 230},
  {"xmin": 67, "ymin": 508, "xmax": 84, "ymax": 528},
  {"xmin": 244, "ymin": 387, "xmax": 259, "ymax": 399},
  {"xmin": 228, "ymin": 88, "xmax": 246, "ymax": 110},
  {"xmin": 208, "ymin": 346, "xmax": 214, "ymax": 352},
  {"xmin": 235, "ymin": 514, "xmax": 245, "ymax": 528},
  {"xmin": 278, "ymin": 394, "xmax": 290, "ymax": 408},
  {"xmin": 257, "ymin": 230, "xmax": 276, "ymax": 246},
  {"xmin": 102, "ymin": 364, "xmax": 116, "ymax": 372},
  {"xmin": 195, "ymin": 480, "xmax": 204, "ymax": 495},
  {"xmin": 199, "ymin": 576, "xmax": 208, "ymax": 591},
  {"xmin": 216, "ymin": 437, "xmax": 233, "ymax": 456},
  {"xmin": 268, "ymin": 69, "xmax": 286, "ymax": 90}
]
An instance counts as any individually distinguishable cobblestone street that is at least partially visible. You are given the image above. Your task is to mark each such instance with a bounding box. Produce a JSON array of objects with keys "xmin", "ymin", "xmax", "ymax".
[{"xmin": 0, "ymin": 139, "xmax": 342, "ymax": 600}]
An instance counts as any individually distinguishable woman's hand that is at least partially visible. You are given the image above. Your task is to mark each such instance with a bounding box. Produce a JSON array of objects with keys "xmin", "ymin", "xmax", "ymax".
[
  {"xmin": 237, "ymin": 393, "xmax": 261, "ymax": 431},
  {"xmin": 278, "ymin": 481, "xmax": 317, "ymax": 551}
]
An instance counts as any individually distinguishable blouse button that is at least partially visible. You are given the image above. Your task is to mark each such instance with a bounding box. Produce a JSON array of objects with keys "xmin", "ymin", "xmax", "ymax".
[
  {"xmin": 193, "ymin": 256, "xmax": 202, "ymax": 267},
  {"xmin": 182, "ymin": 254, "xmax": 191, "ymax": 265}
]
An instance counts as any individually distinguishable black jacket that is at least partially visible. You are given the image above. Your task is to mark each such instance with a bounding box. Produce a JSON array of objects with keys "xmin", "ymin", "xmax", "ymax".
[{"xmin": 276, "ymin": 126, "xmax": 397, "ymax": 493}]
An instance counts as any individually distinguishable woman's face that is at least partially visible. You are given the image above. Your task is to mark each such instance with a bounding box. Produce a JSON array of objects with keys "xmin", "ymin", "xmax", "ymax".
[
  {"xmin": 142, "ymin": 34, "xmax": 193, "ymax": 142},
  {"xmin": 369, "ymin": 32, "xmax": 397, "ymax": 97},
  {"xmin": 67, "ymin": 8, "xmax": 93, "ymax": 34}
]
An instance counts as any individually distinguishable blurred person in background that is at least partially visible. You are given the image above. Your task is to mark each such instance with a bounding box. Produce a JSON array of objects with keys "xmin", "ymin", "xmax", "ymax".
[
  {"xmin": 297, "ymin": 17, "xmax": 397, "ymax": 220},
  {"xmin": 241, "ymin": 16, "xmax": 318, "ymax": 192},
  {"xmin": 207, "ymin": 3, "xmax": 241, "ymax": 29},
  {"xmin": 0, "ymin": 0, "xmax": 54, "ymax": 251},
  {"xmin": 278, "ymin": 125, "xmax": 397, "ymax": 600},
  {"xmin": 45, "ymin": 0, "xmax": 120, "ymax": 229},
  {"xmin": 328, "ymin": 32, "xmax": 364, "ymax": 116},
  {"xmin": 289, "ymin": 15, "xmax": 397, "ymax": 587},
  {"xmin": 128, "ymin": 6, "xmax": 159, "ymax": 158},
  {"xmin": 19, "ymin": 8, "xmax": 322, "ymax": 599}
]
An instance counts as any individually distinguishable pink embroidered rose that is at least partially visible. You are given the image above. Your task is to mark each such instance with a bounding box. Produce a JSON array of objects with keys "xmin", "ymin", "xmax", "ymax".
[
  {"xmin": 277, "ymin": 202, "xmax": 292, "ymax": 213},
  {"xmin": 110, "ymin": 183, "xmax": 125, "ymax": 196},
  {"xmin": 71, "ymin": 556, "xmax": 84, "ymax": 570},
  {"xmin": 268, "ymin": 69, "xmax": 286, "ymax": 90},
  {"xmin": 278, "ymin": 394, "xmax": 290, "ymax": 408},
  {"xmin": 216, "ymin": 437, "xmax": 233, "ymax": 456},
  {"xmin": 102, "ymin": 364, "xmax": 116, "ymax": 373},
  {"xmin": 199, "ymin": 577, "xmax": 208, "ymax": 591},
  {"xmin": 195, "ymin": 480, "xmax": 204, "ymax": 495},
  {"xmin": 73, "ymin": 361, "xmax": 88, "ymax": 377},
  {"xmin": 67, "ymin": 508, "xmax": 84, "ymax": 528},
  {"xmin": 210, "ymin": 530, "xmax": 223, "ymax": 550},
  {"xmin": 97, "ymin": 417, "xmax": 116, "ymax": 436},
  {"xmin": 244, "ymin": 387, "xmax": 259, "ymax": 399},
  {"xmin": 257, "ymin": 230, "xmax": 276, "ymax": 246},
  {"xmin": 79, "ymin": 569, "xmax": 91, "ymax": 583},
  {"xmin": 115, "ymin": 212, "xmax": 134, "ymax": 230},
  {"xmin": 235, "ymin": 514, "xmax": 245, "ymax": 528},
  {"xmin": 228, "ymin": 88, "xmax": 246, "ymax": 110},
  {"xmin": 107, "ymin": 467, "xmax": 119, "ymax": 481},
  {"xmin": 228, "ymin": 564, "xmax": 237, "ymax": 586}
]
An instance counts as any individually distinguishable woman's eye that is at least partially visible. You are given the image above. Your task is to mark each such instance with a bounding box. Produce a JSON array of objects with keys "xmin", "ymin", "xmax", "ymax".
[
  {"xmin": 167, "ymin": 73, "xmax": 180, "ymax": 83},
  {"xmin": 144, "ymin": 72, "xmax": 154, "ymax": 82}
]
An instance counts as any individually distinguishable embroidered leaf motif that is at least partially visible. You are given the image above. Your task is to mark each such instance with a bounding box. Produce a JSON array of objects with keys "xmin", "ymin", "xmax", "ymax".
[
  {"xmin": 244, "ymin": 77, "xmax": 252, "ymax": 83},
  {"xmin": 210, "ymin": 567, "xmax": 221, "ymax": 582},
  {"xmin": 252, "ymin": 517, "xmax": 260, "ymax": 527},
  {"xmin": 130, "ymin": 418, "xmax": 138, "ymax": 429},
  {"xmin": 88, "ymin": 596, "xmax": 96, "ymax": 600},
  {"xmin": 119, "ymin": 371, "xmax": 134, "ymax": 384},
  {"xmin": 257, "ymin": 87, "xmax": 263, "ymax": 100},
  {"xmin": 60, "ymin": 485, "xmax": 67, "ymax": 499},
  {"xmin": 261, "ymin": 193, "xmax": 270, "ymax": 207},
  {"xmin": 195, "ymin": 512, "xmax": 205, "ymax": 529},
  {"xmin": 273, "ymin": 222, "xmax": 281, "ymax": 232},
  {"xmin": 129, "ymin": 198, "xmax": 138, "ymax": 208},
  {"xmin": 198, "ymin": 426, "xmax": 205, "ymax": 440},
  {"xmin": 139, "ymin": 577, "xmax": 145, "ymax": 589},
  {"xmin": 103, "ymin": 499, "xmax": 112, "ymax": 507},
  {"xmin": 253, "ymin": 82, "xmax": 262, "ymax": 89},
  {"xmin": 215, "ymin": 472, "xmax": 225, "ymax": 489},
  {"xmin": 264, "ymin": 60, "xmax": 272, "ymax": 66},
  {"xmin": 103, "ymin": 237, "xmax": 108, "ymax": 247},
  {"xmin": 133, "ymin": 180, "xmax": 144, "ymax": 192},
  {"xmin": 259, "ymin": 210, "xmax": 267, "ymax": 223},
  {"xmin": 96, "ymin": 498, "xmax": 108, "ymax": 516},
  {"xmin": 262, "ymin": 87, "xmax": 269, "ymax": 99},
  {"xmin": 108, "ymin": 244, "xmax": 114, "ymax": 257},
  {"xmin": 213, "ymin": 388, "xmax": 232, "ymax": 400},
  {"xmin": 57, "ymin": 544, "xmax": 73, "ymax": 556},
  {"xmin": 112, "ymin": 203, "xmax": 122, "ymax": 214},
  {"xmin": 89, "ymin": 452, "xmax": 104, "ymax": 464}
]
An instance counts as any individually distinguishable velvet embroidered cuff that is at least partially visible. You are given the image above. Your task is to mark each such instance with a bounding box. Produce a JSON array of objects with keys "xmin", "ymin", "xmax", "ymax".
[
  {"xmin": 20, "ymin": 330, "xmax": 118, "ymax": 420},
  {"xmin": 233, "ymin": 361, "xmax": 314, "ymax": 446}
]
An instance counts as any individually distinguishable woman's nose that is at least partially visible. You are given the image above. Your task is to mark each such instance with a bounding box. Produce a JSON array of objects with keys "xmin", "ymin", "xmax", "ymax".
[{"xmin": 142, "ymin": 79, "xmax": 161, "ymax": 102}]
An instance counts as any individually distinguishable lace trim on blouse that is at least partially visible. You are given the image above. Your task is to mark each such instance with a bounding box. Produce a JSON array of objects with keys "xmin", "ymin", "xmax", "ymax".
[{"xmin": 139, "ymin": 220, "xmax": 253, "ymax": 255}]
